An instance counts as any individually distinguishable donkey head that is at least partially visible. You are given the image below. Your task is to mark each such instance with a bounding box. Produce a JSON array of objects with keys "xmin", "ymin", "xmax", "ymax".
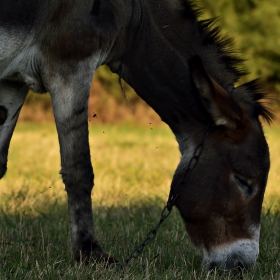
[{"xmin": 171, "ymin": 56, "xmax": 272, "ymax": 271}]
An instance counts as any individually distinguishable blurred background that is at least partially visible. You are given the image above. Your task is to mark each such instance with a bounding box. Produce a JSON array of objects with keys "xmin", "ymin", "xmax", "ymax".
[{"xmin": 19, "ymin": 0, "xmax": 280, "ymax": 124}]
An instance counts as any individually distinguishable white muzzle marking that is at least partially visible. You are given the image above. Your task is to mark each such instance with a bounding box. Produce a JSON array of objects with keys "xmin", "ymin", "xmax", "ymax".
[{"xmin": 201, "ymin": 225, "xmax": 260, "ymax": 270}]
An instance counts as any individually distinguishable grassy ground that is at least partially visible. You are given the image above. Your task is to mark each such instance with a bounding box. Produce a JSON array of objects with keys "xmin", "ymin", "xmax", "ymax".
[{"xmin": 0, "ymin": 123, "xmax": 280, "ymax": 279}]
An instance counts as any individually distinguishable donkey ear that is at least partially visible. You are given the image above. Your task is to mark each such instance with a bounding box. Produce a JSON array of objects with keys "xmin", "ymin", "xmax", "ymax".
[{"xmin": 188, "ymin": 56, "xmax": 243, "ymax": 129}]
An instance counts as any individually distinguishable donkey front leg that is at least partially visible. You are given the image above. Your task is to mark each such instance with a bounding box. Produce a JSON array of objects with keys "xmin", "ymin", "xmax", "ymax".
[
  {"xmin": 0, "ymin": 81, "xmax": 28, "ymax": 178},
  {"xmin": 50, "ymin": 79, "xmax": 116, "ymax": 264}
]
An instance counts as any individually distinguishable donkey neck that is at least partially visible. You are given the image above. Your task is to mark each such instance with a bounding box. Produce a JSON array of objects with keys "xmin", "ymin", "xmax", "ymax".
[{"xmin": 109, "ymin": 2, "xmax": 208, "ymax": 135}]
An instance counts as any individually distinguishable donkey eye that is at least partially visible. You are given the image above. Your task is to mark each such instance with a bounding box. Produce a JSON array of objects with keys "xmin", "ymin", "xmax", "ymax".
[{"xmin": 234, "ymin": 175, "xmax": 254, "ymax": 197}]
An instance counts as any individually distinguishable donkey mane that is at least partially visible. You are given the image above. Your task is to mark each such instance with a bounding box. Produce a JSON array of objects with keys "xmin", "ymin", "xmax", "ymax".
[
  {"xmin": 179, "ymin": 0, "xmax": 274, "ymax": 124},
  {"xmin": 179, "ymin": 1, "xmax": 245, "ymax": 77},
  {"xmin": 243, "ymin": 79, "xmax": 274, "ymax": 124}
]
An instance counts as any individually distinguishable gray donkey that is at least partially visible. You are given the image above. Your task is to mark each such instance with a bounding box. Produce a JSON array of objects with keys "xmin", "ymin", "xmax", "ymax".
[{"xmin": 0, "ymin": 0, "xmax": 273, "ymax": 271}]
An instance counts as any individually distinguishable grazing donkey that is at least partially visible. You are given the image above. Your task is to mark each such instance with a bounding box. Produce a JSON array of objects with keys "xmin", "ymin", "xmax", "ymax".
[{"xmin": 0, "ymin": 0, "xmax": 273, "ymax": 271}]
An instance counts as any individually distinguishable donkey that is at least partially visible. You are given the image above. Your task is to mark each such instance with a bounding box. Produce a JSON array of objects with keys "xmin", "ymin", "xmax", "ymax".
[{"xmin": 0, "ymin": 0, "xmax": 273, "ymax": 271}]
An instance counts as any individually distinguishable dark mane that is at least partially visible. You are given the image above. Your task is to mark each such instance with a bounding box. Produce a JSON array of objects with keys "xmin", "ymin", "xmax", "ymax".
[
  {"xmin": 179, "ymin": 0, "xmax": 274, "ymax": 124},
  {"xmin": 243, "ymin": 79, "xmax": 275, "ymax": 124},
  {"xmin": 180, "ymin": 0, "xmax": 203, "ymax": 21},
  {"xmin": 199, "ymin": 18, "xmax": 247, "ymax": 78},
  {"xmin": 179, "ymin": 0, "xmax": 246, "ymax": 80}
]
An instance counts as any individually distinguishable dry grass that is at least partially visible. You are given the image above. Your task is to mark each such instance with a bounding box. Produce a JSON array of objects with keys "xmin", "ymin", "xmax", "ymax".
[
  {"xmin": 1, "ymin": 123, "xmax": 177, "ymax": 210},
  {"xmin": 0, "ymin": 123, "xmax": 280, "ymax": 279}
]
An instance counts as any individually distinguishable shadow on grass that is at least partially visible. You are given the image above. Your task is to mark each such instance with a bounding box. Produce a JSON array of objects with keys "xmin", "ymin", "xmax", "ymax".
[
  {"xmin": 1, "ymin": 199, "xmax": 280, "ymax": 279},
  {"xmin": 0, "ymin": 199, "xmax": 203, "ymax": 279}
]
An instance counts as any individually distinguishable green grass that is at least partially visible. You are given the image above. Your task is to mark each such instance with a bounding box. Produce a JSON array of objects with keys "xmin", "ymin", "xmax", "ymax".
[{"xmin": 0, "ymin": 123, "xmax": 280, "ymax": 279}]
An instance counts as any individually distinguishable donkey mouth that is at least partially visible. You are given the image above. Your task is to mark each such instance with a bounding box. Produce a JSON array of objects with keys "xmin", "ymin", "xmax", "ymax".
[
  {"xmin": 203, "ymin": 254, "xmax": 250, "ymax": 272},
  {"xmin": 200, "ymin": 236, "xmax": 259, "ymax": 272}
]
